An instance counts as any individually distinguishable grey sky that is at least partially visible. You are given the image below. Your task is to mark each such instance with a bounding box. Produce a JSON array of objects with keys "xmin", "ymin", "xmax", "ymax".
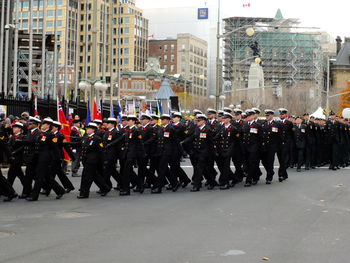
[{"xmin": 138, "ymin": 0, "xmax": 350, "ymax": 39}]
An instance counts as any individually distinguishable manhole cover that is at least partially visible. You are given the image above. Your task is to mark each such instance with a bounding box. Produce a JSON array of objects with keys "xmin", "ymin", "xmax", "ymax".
[
  {"xmin": 0, "ymin": 231, "xmax": 16, "ymax": 238},
  {"xmin": 55, "ymin": 212, "xmax": 90, "ymax": 219}
]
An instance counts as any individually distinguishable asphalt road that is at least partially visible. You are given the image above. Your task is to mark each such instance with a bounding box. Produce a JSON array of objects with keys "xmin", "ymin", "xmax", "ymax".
[{"xmin": 1, "ymin": 163, "xmax": 350, "ymax": 263}]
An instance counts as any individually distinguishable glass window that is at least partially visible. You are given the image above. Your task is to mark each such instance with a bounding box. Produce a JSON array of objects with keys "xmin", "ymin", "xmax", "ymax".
[
  {"xmin": 48, "ymin": 0, "xmax": 54, "ymax": 7},
  {"xmin": 22, "ymin": 12, "xmax": 29, "ymax": 19},
  {"xmin": 57, "ymin": 0, "xmax": 63, "ymax": 6},
  {"xmin": 57, "ymin": 9, "xmax": 63, "ymax": 17},
  {"xmin": 171, "ymin": 44, "xmax": 175, "ymax": 51},
  {"xmin": 124, "ymin": 58, "xmax": 129, "ymax": 65},
  {"xmin": 164, "ymin": 55, "xmax": 167, "ymax": 62},
  {"xmin": 23, "ymin": 1, "xmax": 29, "ymax": 8},
  {"xmin": 124, "ymin": 17, "xmax": 130, "ymax": 24},
  {"xmin": 124, "ymin": 48, "xmax": 129, "ymax": 55},
  {"xmin": 170, "ymin": 65, "xmax": 175, "ymax": 72},
  {"xmin": 22, "ymin": 21, "xmax": 28, "ymax": 29},
  {"xmin": 124, "ymin": 38, "xmax": 129, "ymax": 44},
  {"xmin": 164, "ymin": 45, "xmax": 168, "ymax": 51},
  {"xmin": 47, "ymin": 10, "xmax": 54, "ymax": 17},
  {"xmin": 57, "ymin": 20, "xmax": 62, "ymax": 27},
  {"xmin": 124, "ymin": 27, "xmax": 129, "ymax": 34},
  {"xmin": 47, "ymin": 21, "xmax": 53, "ymax": 28},
  {"xmin": 171, "ymin": 55, "xmax": 175, "ymax": 62}
]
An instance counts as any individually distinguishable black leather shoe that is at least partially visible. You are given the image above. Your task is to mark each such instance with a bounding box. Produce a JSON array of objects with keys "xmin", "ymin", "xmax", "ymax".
[
  {"xmin": 65, "ymin": 187, "xmax": 75, "ymax": 193},
  {"xmin": 3, "ymin": 193, "xmax": 18, "ymax": 202},
  {"xmin": 207, "ymin": 184, "xmax": 215, "ymax": 190},
  {"xmin": 278, "ymin": 177, "xmax": 284, "ymax": 182},
  {"xmin": 18, "ymin": 194, "xmax": 29, "ymax": 199},
  {"xmin": 172, "ymin": 182, "xmax": 181, "ymax": 192},
  {"xmin": 244, "ymin": 182, "xmax": 252, "ymax": 187},
  {"xmin": 151, "ymin": 188, "xmax": 162, "ymax": 194},
  {"xmin": 40, "ymin": 190, "xmax": 50, "ymax": 196},
  {"xmin": 297, "ymin": 168, "xmax": 301, "ymax": 172},
  {"xmin": 305, "ymin": 167, "xmax": 310, "ymax": 170},
  {"xmin": 56, "ymin": 194, "xmax": 64, "ymax": 200},
  {"xmin": 190, "ymin": 186, "xmax": 200, "ymax": 192},
  {"xmin": 77, "ymin": 195, "xmax": 88, "ymax": 199},
  {"xmin": 266, "ymin": 181, "xmax": 272, "ymax": 185},
  {"xmin": 99, "ymin": 191, "xmax": 109, "ymax": 197},
  {"xmin": 119, "ymin": 191, "xmax": 130, "ymax": 196},
  {"xmin": 220, "ymin": 184, "xmax": 230, "ymax": 190},
  {"xmin": 311, "ymin": 166, "xmax": 316, "ymax": 169},
  {"xmin": 25, "ymin": 197, "xmax": 38, "ymax": 201},
  {"xmin": 182, "ymin": 180, "xmax": 191, "ymax": 188}
]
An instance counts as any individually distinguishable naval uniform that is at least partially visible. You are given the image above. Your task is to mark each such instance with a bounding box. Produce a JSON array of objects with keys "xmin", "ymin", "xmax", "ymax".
[
  {"xmin": 242, "ymin": 120, "xmax": 261, "ymax": 185},
  {"xmin": 260, "ymin": 120, "xmax": 280, "ymax": 182},
  {"xmin": 80, "ymin": 133, "xmax": 110, "ymax": 197}
]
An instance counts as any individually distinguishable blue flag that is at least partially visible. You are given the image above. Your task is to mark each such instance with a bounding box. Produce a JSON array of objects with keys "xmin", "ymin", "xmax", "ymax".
[
  {"xmin": 158, "ymin": 100, "xmax": 163, "ymax": 115},
  {"xmin": 117, "ymin": 100, "xmax": 122, "ymax": 122},
  {"xmin": 85, "ymin": 100, "xmax": 91, "ymax": 126}
]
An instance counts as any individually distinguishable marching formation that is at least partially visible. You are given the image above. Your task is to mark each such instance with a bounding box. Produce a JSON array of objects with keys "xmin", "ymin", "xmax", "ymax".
[{"xmin": 0, "ymin": 107, "xmax": 349, "ymax": 202}]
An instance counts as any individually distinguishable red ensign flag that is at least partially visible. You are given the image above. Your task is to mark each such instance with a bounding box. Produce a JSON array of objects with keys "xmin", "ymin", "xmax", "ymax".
[{"xmin": 57, "ymin": 99, "xmax": 71, "ymax": 161}]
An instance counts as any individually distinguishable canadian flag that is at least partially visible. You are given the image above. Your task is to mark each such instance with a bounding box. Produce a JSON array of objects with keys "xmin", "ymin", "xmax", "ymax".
[{"xmin": 93, "ymin": 99, "xmax": 102, "ymax": 120}]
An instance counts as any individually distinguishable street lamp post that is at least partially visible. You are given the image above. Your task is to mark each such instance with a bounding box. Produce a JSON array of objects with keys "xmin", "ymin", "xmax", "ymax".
[{"xmin": 215, "ymin": 0, "xmax": 255, "ymax": 110}]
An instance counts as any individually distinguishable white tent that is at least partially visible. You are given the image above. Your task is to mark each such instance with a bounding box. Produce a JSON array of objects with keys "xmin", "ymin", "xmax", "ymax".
[{"xmin": 311, "ymin": 107, "xmax": 326, "ymax": 119}]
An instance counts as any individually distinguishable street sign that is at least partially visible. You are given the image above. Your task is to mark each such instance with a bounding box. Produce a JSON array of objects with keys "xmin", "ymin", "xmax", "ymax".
[{"xmin": 198, "ymin": 8, "xmax": 209, "ymax": 20}]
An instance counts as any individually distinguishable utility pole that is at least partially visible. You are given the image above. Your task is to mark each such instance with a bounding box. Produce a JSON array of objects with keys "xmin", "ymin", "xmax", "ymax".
[
  {"xmin": 64, "ymin": 0, "xmax": 70, "ymax": 99},
  {"xmin": 0, "ymin": 1, "xmax": 5, "ymax": 95},
  {"xmin": 74, "ymin": 0, "xmax": 81, "ymax": 101},
  {"xmin": 3, "ymin": 0, "xmax": 11, "ymax": 96},
  {"xmin": 13, "ymin": 0, "xmax": 19, "ymax": 97},
  {"xmin": 28, "ymin": 0, "xmax": 34, "ymax": 99},
  {"xmin": 326, "ymin": 58, "xmax": 330, "ymax": 118},
  {"xmin": 41, "ymin": 0, "xmax": 47, "ymax": 98},
  {"xmin": 215, "ymin": 0, "xmax": 221, "ymax": 110},
  {"xmin": 53, "ymin": 0, "xmax": 58, "ymax": 99}
]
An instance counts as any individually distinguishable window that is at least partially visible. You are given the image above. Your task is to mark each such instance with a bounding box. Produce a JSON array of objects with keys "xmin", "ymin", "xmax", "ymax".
[
  {"xmin": 57, "ymin": 9, "xmax": 63, "ymax": 17},
  {"xmin": 57, "ymin": 20, "xmax": 62, "ymax": 27},
  {"xmin": 164, "ymin": 65, "xmax": 167, "ymax": 72},
  {"xmin": 47, "ymin": 10, "xmax": 54, "ymax": 17},
  {"xmin": 80, "ymin": 46, "xmax": 83, "ymax": 52},
  {"xmin": 124, "ymin": 27, "xmax": 129, "ymax": 34},
  {"xmin": 124, "ymin": 17, "xmax": 130, "ymax": 24},
  {"xmin": 22, "ymin": 12, "xmax": 29, "ymax": 19},
  {"xmin": 48, "ymin": 0, "xmax": 54, "ymax": 7},
  {"xmin": 164, "ymin": 55, "xmax": 167, "ymax": 62},
  {"xmin": 170, "ymin": 65, "xmax": 175, "ymax": 72},
  {"xmin": 80, "ymin": 56, "xmax": 83, "ymax": 63},
  {"xmin": 124, "ymin": 58, "xmax": 129, "ymax": 65},
  {"xmin": 124, "ymin": 48, "xmax": 129, "ymax": 55},
  {"xmin": 171, "ymin": 55, "xmax": 175, "ymax": 62},
  {"xmin": 57, "ymin": 0, "xmax": 63, "ymax": 6},
  {"xmin": 171, "ymin": 44, "xmax": 175, "ymax": 51},
  {"xmin": 164, "ymin": 45, "xmax": 168, "ymax": 51},
  {"xmin": 47, "ymin": 21, "xmax": 53, "ymax": 28},
  {"xmin": 181, "ymin": 44, "xmax": 186, "ymax": 50},
  {"xmin": 124, "ymin": 38, "xmax": 129, "ymax": 44},
  {"xmin": 159, "ymin": 45, "xmax": 162, "ymax": 50}
]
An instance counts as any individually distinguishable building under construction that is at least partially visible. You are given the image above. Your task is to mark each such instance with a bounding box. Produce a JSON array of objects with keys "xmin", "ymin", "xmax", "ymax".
[{"xmin": 223, "ymin": 9, "xmax": 326, "ymax": 113}]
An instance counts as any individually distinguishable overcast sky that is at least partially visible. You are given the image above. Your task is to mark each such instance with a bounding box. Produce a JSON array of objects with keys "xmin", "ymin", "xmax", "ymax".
[{"xmin": 138, "ymin": 0, "xmax": 349, "ymax": 40}]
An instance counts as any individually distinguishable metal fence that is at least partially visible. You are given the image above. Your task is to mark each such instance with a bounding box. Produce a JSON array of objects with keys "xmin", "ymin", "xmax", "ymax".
[{"xmin": 0, "ymin": 94, "xmax": 114, "ymax": 121}]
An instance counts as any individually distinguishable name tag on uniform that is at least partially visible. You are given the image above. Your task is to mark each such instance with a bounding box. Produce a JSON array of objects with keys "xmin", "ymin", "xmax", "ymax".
[
  {"xmin": 108, "ymin": 135, "xmax": 112, "ymax": 141},
  {"xmin": 41, "ymin": 136, "xmax": 46, "ymax": 141},
  {"xmin": 250, "ymin": 128, "xmax": 258, "ymax": 134},
  {"xmin": 164, "ymin": 132, "xmax": 170, "ymax": 138},
  {"xmin": 272, "ymin": 127, "xmax": 278, "ymax": 133},
  {"xmin": 129, "ymin": 133, "xmax": 133, "ymax": 139},
  {"xmin": 301, "ymin": 129, "xmax": 306, "ymax": 133},
  {"xmin": 200, "ymin": 133, "xmax": 207, "ymax": 139}
]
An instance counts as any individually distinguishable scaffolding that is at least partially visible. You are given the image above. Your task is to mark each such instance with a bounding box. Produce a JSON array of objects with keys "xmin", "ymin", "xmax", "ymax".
[
  {"xmin": 223, "ymin": 11, "xmax": 326, "ymax": 112},
  {"xmin": 16, "ymin": 30, "xmax": 55, "ymax": 98}
]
